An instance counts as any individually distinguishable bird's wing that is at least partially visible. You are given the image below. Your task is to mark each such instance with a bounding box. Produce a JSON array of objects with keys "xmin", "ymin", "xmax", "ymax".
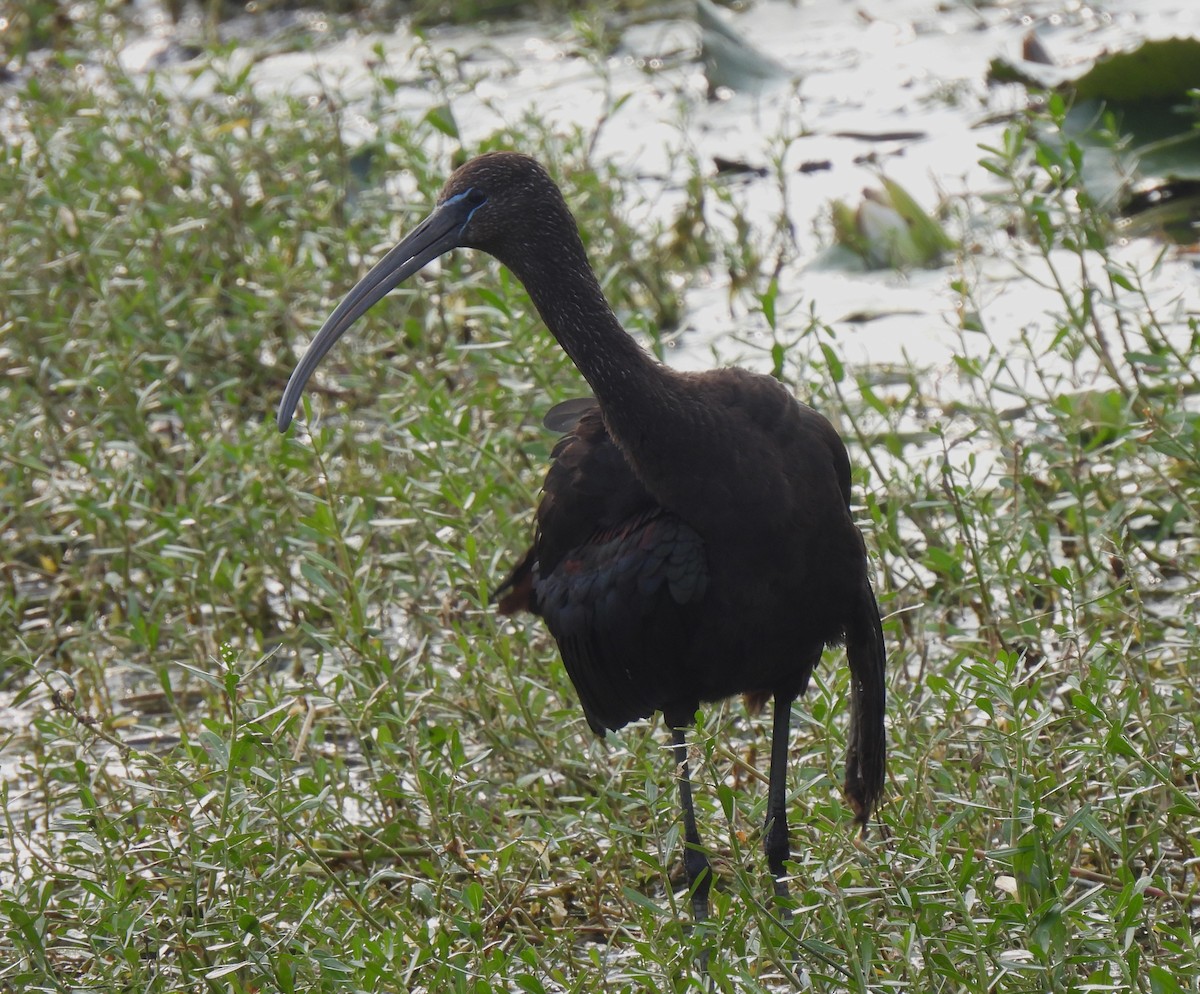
[
  {"xmin": 842, "ymin": 573, "xmax": 887, "ymax": 825},
  {"xmin": 536, "ymin": 507, "xmax": 707, "ymax": 734},
  {"xmin": 492, "ymin": 400, "xmax": 607, "ymax": 613},
  {"xmin": 493, "ymin": 400, "xmax": 618, "ymax": 613},
  {"xmin": 542, "ymin": 396, "xmax": 597, "ymax": 433},
  {"xmin": 528, "ymin": 404, "xmax": 651, "ymax": 572},
  {"xmin": 496, "ymin": 405, "xmax": 708, "ymax": 733}
]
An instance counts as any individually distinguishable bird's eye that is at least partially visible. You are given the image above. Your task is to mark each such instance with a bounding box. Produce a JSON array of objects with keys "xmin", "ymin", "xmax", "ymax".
[{"xmin": 442, "ymin": 188, "xmax": 488, "ymax": 216}]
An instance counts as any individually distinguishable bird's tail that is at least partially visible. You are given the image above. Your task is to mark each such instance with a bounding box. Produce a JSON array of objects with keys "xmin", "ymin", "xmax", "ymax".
[{"xmin": 843, "ymin": 578, "xmax": 887, "ymax": 827}]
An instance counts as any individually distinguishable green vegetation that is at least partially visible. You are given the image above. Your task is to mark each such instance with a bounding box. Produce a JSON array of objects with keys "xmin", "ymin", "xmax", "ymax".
[{"xmin": 2, "ymin": 23, "xmax": 1198, "ymax": 994}]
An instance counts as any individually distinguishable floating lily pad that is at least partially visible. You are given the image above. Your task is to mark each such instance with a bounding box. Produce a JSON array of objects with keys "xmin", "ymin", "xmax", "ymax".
[
  {"xmin": 1072, "ymin": 37, "xmax": 1200, "ymax": 103},
  {"xmin": 991, "ymin": 36, "xmax": 1200, "ymax": 239},
  {"xmin": 988, "ymin": 36, "xmax": 1200, "ymax": 102},
  {"xmin": 697, "ymin": 0, "xmax": 789, "ymax": 95}
]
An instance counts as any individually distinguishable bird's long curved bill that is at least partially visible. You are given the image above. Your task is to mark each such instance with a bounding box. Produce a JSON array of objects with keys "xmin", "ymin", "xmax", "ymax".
[{"xmin": 276, "ymin": 199, "xmax": 469, "ymax": 431}]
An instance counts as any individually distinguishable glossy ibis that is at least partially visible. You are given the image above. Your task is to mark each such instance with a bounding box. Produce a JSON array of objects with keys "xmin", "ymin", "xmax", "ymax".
[{"xmin": 278, "ymin": 152, "xmax": 886, "ymax": 920}]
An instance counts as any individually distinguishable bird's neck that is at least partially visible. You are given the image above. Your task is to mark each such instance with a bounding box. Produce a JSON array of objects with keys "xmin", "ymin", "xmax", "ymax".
[
  {"xmin": 505, "ymin": 236, "xmax": 677, "ymax": 436},
  {"xmin": 489, "ymin": 204, "xmax": 714, "ymax": 508}
]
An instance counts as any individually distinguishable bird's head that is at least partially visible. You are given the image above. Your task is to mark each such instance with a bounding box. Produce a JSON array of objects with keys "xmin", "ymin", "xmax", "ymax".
[
  {"xmin": 438, "ymin": 152, "xmax": 566, "ymax": 254},
  {"xmin": 276, "ymin": 152, "xmax": 564, "ymax": 431}
]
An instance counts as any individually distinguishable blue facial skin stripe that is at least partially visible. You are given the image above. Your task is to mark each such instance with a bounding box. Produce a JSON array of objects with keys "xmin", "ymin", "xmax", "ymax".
[{"xmin": 443, "ymin": 189, "xmax": 486, "ymax": 226}]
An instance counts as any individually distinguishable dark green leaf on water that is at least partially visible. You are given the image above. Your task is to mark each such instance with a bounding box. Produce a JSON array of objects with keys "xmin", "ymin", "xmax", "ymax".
[
  {"xmin": 988, "ymin": 37, "xmax": 1200, "ymax": 102},
  {"xmin": 991, "ymin": 36, "xmax": 1200, "ymax": 239},
  {"xmin": 697, "ymin": 0, "xmax": 788, "ymax": 95},
  {"xmin": 1072, "ymin": 38, "xmax": 1200, "ymax": 103}
]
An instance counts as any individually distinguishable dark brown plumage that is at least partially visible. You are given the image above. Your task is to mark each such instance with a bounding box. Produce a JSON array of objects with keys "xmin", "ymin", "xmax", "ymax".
[{"xmin": 278, "ymin": 152, "xmax": 887, "ymax": 919}]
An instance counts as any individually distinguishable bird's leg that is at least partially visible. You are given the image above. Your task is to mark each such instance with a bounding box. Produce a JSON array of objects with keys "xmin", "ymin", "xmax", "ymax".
[
  {"xmin": 671, "ymin": 725, "xmax": 711, "ymax": 922},
  {"xmin": 765, "ymin": 693, "xmax": 797, "ymax": 912}
]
